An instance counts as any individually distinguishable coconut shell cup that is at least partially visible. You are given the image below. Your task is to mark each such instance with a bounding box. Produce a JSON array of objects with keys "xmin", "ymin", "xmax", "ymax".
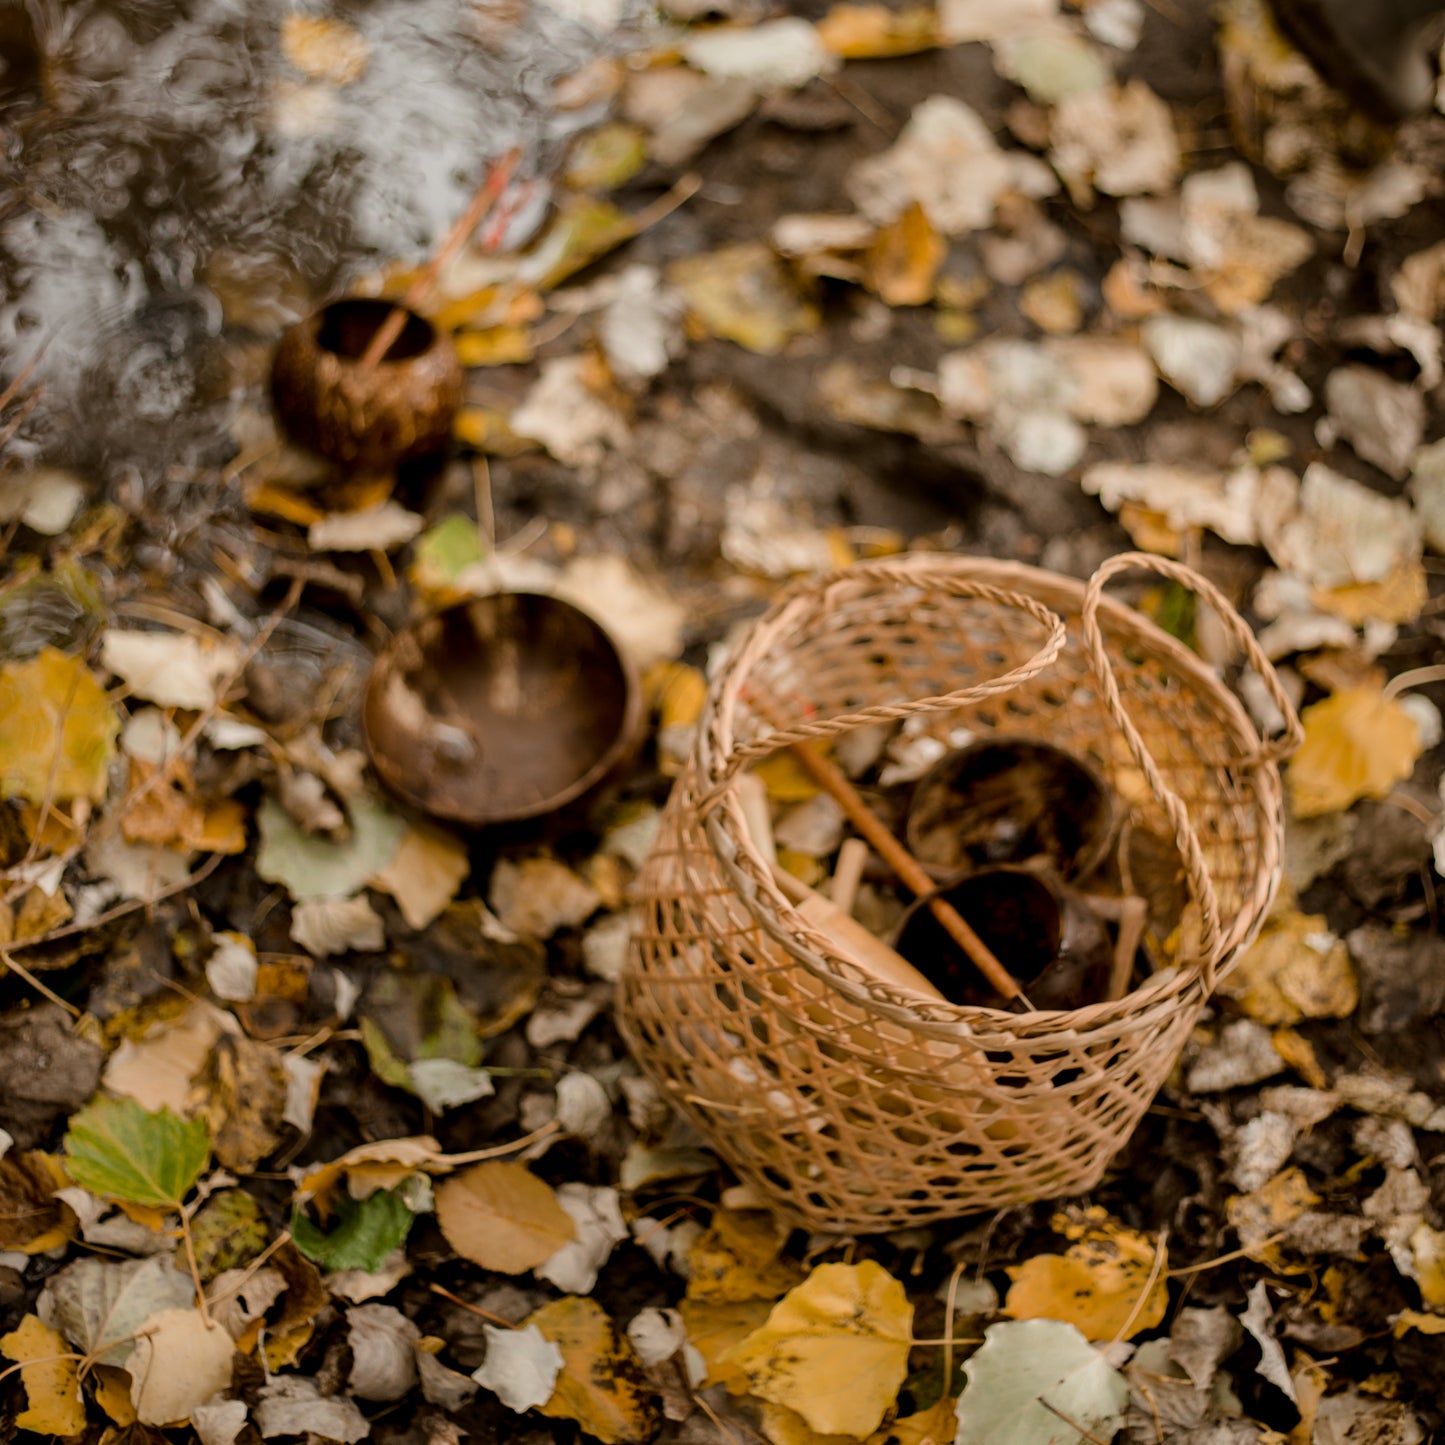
[{"xmin": 270, "ymin": 297, "xmax": 462, "ymax": 472}]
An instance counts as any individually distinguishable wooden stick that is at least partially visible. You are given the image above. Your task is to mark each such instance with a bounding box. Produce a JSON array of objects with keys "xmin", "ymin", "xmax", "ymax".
[
  {"xmin": 785, "ymin": 738, "xmax": 1028, "ymax": 1006},
  {"xmin": 1083, "ymin": 894, "xmax": 1149, "ymax": 1002},
  {"xmin": 829, "ymin": 838, "xmax": 869, "ymax": 917},
  {"xmin": 358, "ymin": 147, "xmax": 522, "ymax": 373}
]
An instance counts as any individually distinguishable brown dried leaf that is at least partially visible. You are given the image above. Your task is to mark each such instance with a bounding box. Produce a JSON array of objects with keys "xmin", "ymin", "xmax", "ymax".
[{"xmin": 435, "ymin": 1162, "xmax": 576, "ymax": 1274}]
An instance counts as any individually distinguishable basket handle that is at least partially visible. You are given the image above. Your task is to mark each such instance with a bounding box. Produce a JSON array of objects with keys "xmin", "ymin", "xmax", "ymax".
[
  {"xmin": 696, "ymin": 567, "xmax": 1068, "ymax": 813},
  {"xmin": 1080, "ymin": 552, "xmax": 1303, "ymax": 979}
]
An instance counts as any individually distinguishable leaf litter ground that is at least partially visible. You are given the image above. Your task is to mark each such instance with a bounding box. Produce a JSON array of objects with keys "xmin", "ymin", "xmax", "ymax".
[{"xmin": 4, "ymin": 1, "xmax": 1445, "ymax": 1443}]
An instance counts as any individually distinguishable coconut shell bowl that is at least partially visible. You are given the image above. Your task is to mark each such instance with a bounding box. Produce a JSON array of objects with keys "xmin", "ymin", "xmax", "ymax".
[
  {"xmin": 270, "ymin": 296, "xmax": 462, "ymax": 473},
  {"xmin": 362, "ymin": 592, "xmax": 642, "ymax": 828}
]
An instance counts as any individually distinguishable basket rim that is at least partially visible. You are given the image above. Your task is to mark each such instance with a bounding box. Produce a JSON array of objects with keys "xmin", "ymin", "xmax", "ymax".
[{"xmin": 690, "ymin": 554, "xmax": 1285, "ymax": 1037}]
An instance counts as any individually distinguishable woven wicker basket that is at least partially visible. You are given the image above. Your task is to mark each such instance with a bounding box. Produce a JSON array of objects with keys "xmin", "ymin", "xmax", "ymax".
[{"xmin": 618, "ymin": 553, "xmax": 1301, "ymax": 1233}]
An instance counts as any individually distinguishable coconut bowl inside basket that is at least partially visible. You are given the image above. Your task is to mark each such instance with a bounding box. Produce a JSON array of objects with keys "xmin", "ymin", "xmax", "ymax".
[
  {"xmin": 362, "ymin": 592, "xmax": 641, "ymax": 827},
  {"xmin": 270, "ymin": 296, "xmax": 462, "ymax": 472}
]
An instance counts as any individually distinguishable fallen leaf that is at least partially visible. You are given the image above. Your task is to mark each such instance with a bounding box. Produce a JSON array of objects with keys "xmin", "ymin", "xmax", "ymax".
[
  {"xmin": 348, "ymin": 1302, "xmax": 419, "ymax": 1401},
  {"xmin": 435, "ymin": 1161, "xmax": 576, "ymax": 1274},
  {"xmin": 1217, "ymin": 909, "xmax": 1358, "ymax": 1024},
  {"xmin": 530, "ymin": 1295, "xmax": 662, "ymax": 1445},
  {"xmin": 472, "ymin": 1322, "xmax": 565, "ymax": 1413},
  {"xmin": 290, "ymin": 895, "xmax": 386, "ymax": 957},
  {"xmin": 954, "ymin": 1318, "xmax": 1130, "ymax": 1445},
  {"xmin": 816, "ymin": 3, "xmax": 943, "ymax": 57},
  {"xmin": 1269, "ymin": 463, "xmax": 1422, "ymax": 591},
  {"xmin": 255, "ymin": 1376, "xmax": 371, "ymax": 1442},
  {"xmin": 40, "ymin": 1255, "xmax": 195, "ymax": 1368},
  {"xmin": 291, "ymin": 1188, "xmax": 415, "ymax": 1273},
  {"xmin": 565, "ymin": 122, "xmax": 649, "ymax": 190},
  {"xmin": 119, "ymin": 759, "xmax": 248, "ymax": 855},
  {"xmin": 206, "ymin": 932, "xmax": 258, "ymax": 1003},
  {"xmin": 128, "ymin": 1308, "xmax": 235, "ymax": 1426},
  {"xmin": 686, "ymin": 1208, "xmax": 806, "ymax": 1303},
  {"xmin": 1239, "ymin": 1282, "xmax": 1295, "ymax": 1403},
  {"xmin": 1050, "ymin": 79, "xmax": 1179, "ymax": 203},
  {"xmin": 668, "ymin": 243, "xmax": 821, "ymax": 356},
  {"xmin": 280, "ymin": 14, "xmax": 369, "ymax": 85},
  {"xmin": 190, "ymin": 1190, "xmax": 269, "ymax": 1282},
  {"xmin": 100, "ymin": 630, "xmax": 241, "ymax": 711},
  {"xmin": 368, "ymin": 822, "xmax": 470, "ymax": 929},
  {"xmin": 0, "ymin": 648, "xmax": 118, "ymax": 804},
  {"xmin": 536, "ymin": 1183, "xmax": 630, "ymax": 1294},
  {"xmin": 1288, "ymin": 687, "xmax": 1422, "ymax": 818},
  {"xmin": 0, "ymin": 1151, "xmax": 70, "ymax": 1252},
  {"xmin": 192, "ymin": 1397, "xmax": 249, "ymax": 1445},
  {"xmin": 189, "ymin": 1033, "xmax": 288, "ymax": 1174},
  {"xmin": 869, "ymin": 1397, "xmax": 956, "ymax": 1445},
  {"xmin": 510, "ymin": 354, "xmax": 629, "ymax": 467},
  {"xmin": 719, "ymin": 1261, "xmax": 913, "ymax": 1437},
  {"xmin": 555, "ymin": 552, "xmax": 687, "ymax": 671},
  {"xmin": 1005, "ymin": 1208, "xmax": 1167, "ymax": 1341},
  {"xmin": 102, "ymin": 999, "xmax": 227, "ymax": 1114},
  {"xmin": 679, "ymin": 1297, "xmax": 773, "ymax": 1393},
  {"xmin": 489, "ymin": 855, "xmax": 601, "ymax": 939},
  {"xmin": 849, "ymin": 95, "xmax": 1052, "ymax": 235},
  {"xmin": 1226, "ymin": 1167, "xmax": 1320, "ymax": 1267},
  {"xmin": 63, "ymin": 1097, "xmax": 210, "ymax": 1209},
  {"xmin": 309, "ymin": 501, "xmax": 425, "ymax": 553},
  {"xmin": 861, "ymin": 202, "xmax": 945, "ymax": 307},
  {"xmin": 255, "ymin": 794, "xmax": 406, "ymax": 902},
  {"xmin": 0, "ymin": 1313, "xmax": 87, "ymax": 1436},
  {"xmin": 683, "ymin": 18, "xmax": 837, "ymax": 89}
]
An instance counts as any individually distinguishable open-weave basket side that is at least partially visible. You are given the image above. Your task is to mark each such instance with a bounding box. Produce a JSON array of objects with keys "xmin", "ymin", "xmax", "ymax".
[{"xmin": 619, "ymin": 557, "xmax": 1290, "ymax": 1232}]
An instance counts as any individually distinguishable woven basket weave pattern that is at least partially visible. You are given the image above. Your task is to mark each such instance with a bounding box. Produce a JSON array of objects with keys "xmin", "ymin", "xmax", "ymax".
[{"xmin": 618, "ymin": 556, "xmax": 1293, "ymax": 1233}]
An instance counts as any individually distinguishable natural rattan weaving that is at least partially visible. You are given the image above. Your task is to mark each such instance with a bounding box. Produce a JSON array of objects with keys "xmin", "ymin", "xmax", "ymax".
[{"xmin": 618, "ymin": 553, "xmax": 1301, "ymax": 1233}]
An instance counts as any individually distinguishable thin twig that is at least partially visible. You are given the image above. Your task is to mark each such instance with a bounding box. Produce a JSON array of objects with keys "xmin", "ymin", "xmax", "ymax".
[
  {"xmin": 429, "ymin": 1283, "xmax": 520, "ymax": 1328},
  {"xmin": 0, "ymin": 948, "xmax": 80, "ymax": 1016},
  {"xmin": 1383, "ymin": 664, "xmax": 1445, "ymax": 701},
  {"xmin": 1107, "ymin": 1226, "xmax": 1168, "ymax": 1349},
  {"xmin": 359, "ymin": 149, "xmax": 522, "ymax": 372}
]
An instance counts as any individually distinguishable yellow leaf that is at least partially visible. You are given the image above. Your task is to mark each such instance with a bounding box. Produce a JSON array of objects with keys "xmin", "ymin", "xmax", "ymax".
[
  {"xmin": 1004, "ymin": 1208, "xmax": 1166, "ymax": 1341},
  {"xmin": 1393, "ymin": 1309, "xmax": 1445, "ymax": 1337},
  {"xmin": 529, "ymin": 1296, "xmax": 661, "ymax": 1445},
  {"xmin": 1311, "ymin": 559, "xmax": 1427, "ymax": 626},
  {"xmin": 0, "ymin": 1151, "xmax": 71, "ymax": 1253},
  {"xmin": 1411, "ymin": 1224, "xmax": 1445, "ymax": 1309},
  {"xmin": 862, "ymin": 203, "xmax": 945, "ymax": 307},
  {"xmin": 868, "ymin": 1397, "xmax": 957, "ymax": 1445},
  {"xmin": 668, "ymin": 244, "xmax": 820, "ymax": 356},
  {"xmin": 761, "ymin": 1400, "xmax": 857, "ymax": 1445},
  {"xmin": 752, "ymin": 753, "xmax": 821, "ymax": 804},
  {"xmin": 0, "ymin": 1313, "xmax": 86, "ymax": 1437},
  {"xmin": 1288, "ymin": 687, "xmax": 1422, "ymax": 819},
  {"xmin": 93, "ymin": 1364, "xmax": 137, "ymax": 1426},
  {"xmin": 453, "ymin": 406, "xmax": 540, "ymax": 457},
  {"xmin": 646, "ymin": 662, "xmax": 708, "ymax": 731},
  {"xmin": 815, "ymin": 3, "xmax": 942, "ymax": 57},
  {"xmin": 1226, "ymin": 1167, "xmax": 1318, "ymax": 1268},
  {"xmin": 455, "ymin": 325, "xmax": 535, "ymax": 368},
  {"xmin": 685, "ymin": 1208, "xmax": 805, "ymax": 1304},
  {"xmin": 435, "ymin": 1161, "xmax": 576, "ymax": 1274},
  {"xmin": 1216, "ymin": 909, "xmax": 1358, "ymax": 1025},
  {"xmin": 280, "ymin": 15, "xmax": 370, "ymax": 85},
  {"xmin": 678, "ymin": 1297, "xmax": 773, "ymax": 1393},
  {"xmin": 0, "ymin": 648, "xmax": 119, "ymax": 804},
  {"xmin": 719, "ymin": 1261, "xmax": 913, "ymax": 1438}
]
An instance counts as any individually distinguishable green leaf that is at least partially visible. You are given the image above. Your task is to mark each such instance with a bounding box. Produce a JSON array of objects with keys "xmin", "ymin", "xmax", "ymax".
[
  {"xmin": 953, "ymin": 1319, "xmax": 1130, "ymax": 1445},
  {"xmin": 291, "ymin": 1188, "xmax": 414, "ymax": 1272},
  {"xmin": 63, "ymin": 1097, "xmax": 210, "ymax": 1208},
  {"xmin": 255, "ymin": 794, "xmax": 406, "ymax": 902}
]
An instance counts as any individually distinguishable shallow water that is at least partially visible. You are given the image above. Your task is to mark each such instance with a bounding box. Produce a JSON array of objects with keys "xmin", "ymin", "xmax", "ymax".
[{"xmin": 1, "ymin": 0, "xmax": 627, "ymax": 486}]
